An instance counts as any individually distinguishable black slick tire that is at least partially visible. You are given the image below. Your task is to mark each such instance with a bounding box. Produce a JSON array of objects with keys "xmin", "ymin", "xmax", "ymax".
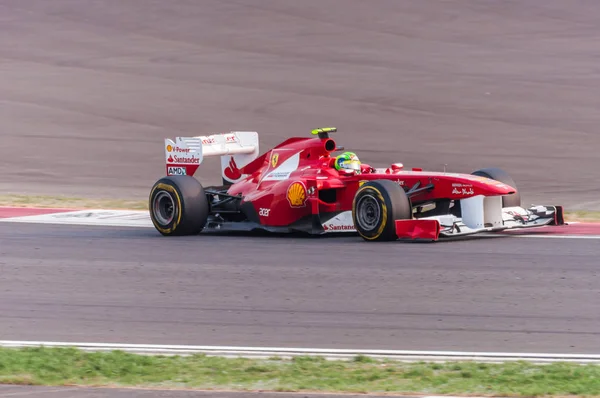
[
  {"xmin": 352, "ymin": 179, "xmax": 412, "ymax": 241},
  {"xmin": 471, "ymin": 167, "xmax": 521, "ymax": 208},
  {"xmin": 149, "ymin": 175, "xmax": 210, "ymax": 236}
]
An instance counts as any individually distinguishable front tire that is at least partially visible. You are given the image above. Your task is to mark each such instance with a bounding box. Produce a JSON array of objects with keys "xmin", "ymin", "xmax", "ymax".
[
  {"xmin": 352, "ymin": 180, "xmax": 412, "ymax": 241},
  {"xmin": 149, "ymin": 176, "xmax": 209, "ymax": 236},
  {"xmin": 471, "ymin": 167, "xmax": 521, "ymax": 208}
]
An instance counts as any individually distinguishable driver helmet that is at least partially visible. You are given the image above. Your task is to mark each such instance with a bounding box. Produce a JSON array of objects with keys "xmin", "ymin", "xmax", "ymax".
[{"xmin": 334, "ymin": 152, "xmax": 361, "ymax": 174}]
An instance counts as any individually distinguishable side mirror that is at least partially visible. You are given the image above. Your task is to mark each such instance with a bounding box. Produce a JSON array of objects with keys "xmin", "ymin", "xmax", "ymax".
[{"xmin": 386, "ymin": 163, "xmax": 404, "ymax": 173}]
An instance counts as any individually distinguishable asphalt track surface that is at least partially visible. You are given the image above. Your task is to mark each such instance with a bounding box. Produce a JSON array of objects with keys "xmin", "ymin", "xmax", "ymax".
[
  {"xmin": 1, "ymin": 222, "xmax": 599, "ymax": 355},
  {"xmin": 3, "ymin": 1, "xmax": 600, "ymax": 210}
]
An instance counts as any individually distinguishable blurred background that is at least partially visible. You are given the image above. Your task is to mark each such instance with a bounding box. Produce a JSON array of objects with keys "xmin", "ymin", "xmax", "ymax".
[{"xmin": 2, "ymin": 0, "xmax": 600, "ymax": 210}]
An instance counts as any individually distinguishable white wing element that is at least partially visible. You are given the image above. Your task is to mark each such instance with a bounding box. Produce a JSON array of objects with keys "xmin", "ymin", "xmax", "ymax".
[
  {"xmin": 164, "ymin": 131, "xmax": 259, "ymax": 182},
  {"xmin": 460, "ymin": 195, "xmax": 504, "ymax": 230}
]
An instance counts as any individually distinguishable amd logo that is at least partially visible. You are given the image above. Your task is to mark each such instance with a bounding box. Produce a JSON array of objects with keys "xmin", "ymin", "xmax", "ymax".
[{"xmin": 167, "ymin": 167, "xmax": 187, "ymax": 176}]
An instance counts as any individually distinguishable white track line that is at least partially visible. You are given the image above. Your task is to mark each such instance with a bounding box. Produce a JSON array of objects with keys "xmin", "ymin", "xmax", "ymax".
[
  {"xmin": 0, "ymin": 210, "xmax": 153, "ymax": 228},
  {"xmin": 2, "ymin": 341, "xmax": 599, "ymax": 363},
  {"xmin": 0, "ymin": 388, "xmax": 72, "ymax": 396},
  {"xmin": 1, "ymin": 210, "xmax": 598, "ymax": 239},
  {"xmin": 510, "ymin": 234, "xmax": 600, "ymax": 239}
]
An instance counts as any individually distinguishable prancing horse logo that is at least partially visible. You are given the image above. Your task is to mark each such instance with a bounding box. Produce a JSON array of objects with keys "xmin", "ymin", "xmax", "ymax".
[{"xmin": 271, "ymin": 153, "xmax": 279, "ymax": 168}]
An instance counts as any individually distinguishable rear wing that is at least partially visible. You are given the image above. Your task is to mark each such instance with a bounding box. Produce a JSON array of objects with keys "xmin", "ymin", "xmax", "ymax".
[{"xmin": 164, "ymin": 131, "xmax": 259, "ymax": 185}]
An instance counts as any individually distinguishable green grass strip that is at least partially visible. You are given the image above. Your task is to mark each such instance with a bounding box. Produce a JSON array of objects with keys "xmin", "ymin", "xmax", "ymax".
[{"xmin": 1, "ymin": 347, "xmax": 599, "ymax": 396}]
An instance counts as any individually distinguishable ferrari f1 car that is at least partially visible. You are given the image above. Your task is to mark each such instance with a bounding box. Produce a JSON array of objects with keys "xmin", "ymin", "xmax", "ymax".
[{"xmin": 149, "ymin": 127, "xmax": 564, "ymax": 241}]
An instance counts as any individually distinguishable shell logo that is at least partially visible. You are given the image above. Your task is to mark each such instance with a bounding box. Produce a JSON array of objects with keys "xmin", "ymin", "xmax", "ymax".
[
  {"xmin": 286, "ymin": 181, "xmax": 307, "ymax": 207},
  {"xmin": 166, "ymin": 145, "xmax": 173, "ymax": 152}
]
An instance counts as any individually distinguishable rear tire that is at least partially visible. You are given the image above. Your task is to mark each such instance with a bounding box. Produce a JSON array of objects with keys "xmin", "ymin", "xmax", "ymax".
[
  {"xmin": 471, "ymin": 167, "xmax": 521, "ymax": 208},
  {"xmin": 352, "ymin": 180, "xmax": 412, "ymax": 241},
  {"xmin": 149, "ymin": 176, "xmax": 210, "ymax": 236}
]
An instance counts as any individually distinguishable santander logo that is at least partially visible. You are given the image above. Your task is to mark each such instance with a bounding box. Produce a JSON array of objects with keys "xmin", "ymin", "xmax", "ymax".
[
  {"xmin": 224, "ymin": 156, "xmax": 242, "ymax": 181},
  {"xmin": 322, "ymin": 211, "xmax": 356, "ymax": 232},
  {"xmin": 323, "ymin": 224, "xmax": 355, "ymax": 231}
]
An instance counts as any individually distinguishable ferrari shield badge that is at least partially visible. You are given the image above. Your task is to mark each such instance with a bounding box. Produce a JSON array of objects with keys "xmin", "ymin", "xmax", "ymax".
[{"xmin": 271, "ymin": 153, "xmax": 279, "ymax": 168}]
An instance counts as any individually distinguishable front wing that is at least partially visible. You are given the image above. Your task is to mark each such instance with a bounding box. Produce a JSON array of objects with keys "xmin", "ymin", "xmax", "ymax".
[{"xmin": 396, "ymin": 203, "xmax": 565, "ymax": 241}]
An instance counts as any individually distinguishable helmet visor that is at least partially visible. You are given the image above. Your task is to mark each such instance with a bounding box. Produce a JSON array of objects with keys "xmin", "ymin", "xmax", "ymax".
[{"xmin": 341, "ymin": 159, "xmax": 361, "ymax": 171}]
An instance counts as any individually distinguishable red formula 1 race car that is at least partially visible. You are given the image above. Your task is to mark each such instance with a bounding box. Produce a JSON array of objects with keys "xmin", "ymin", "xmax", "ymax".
[{"xmin": 149, "ymin": 127, "xmax": 564, "ymax": 241}]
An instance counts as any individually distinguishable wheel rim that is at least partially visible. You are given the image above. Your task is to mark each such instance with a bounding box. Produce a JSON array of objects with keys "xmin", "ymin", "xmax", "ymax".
[
  {"xmin": 356, "ymin": 194, "xmax": 381, "ymax": 231},
  {"xmin": 153, "ymin": 191, "xmax": 175, "ymax": 225}
]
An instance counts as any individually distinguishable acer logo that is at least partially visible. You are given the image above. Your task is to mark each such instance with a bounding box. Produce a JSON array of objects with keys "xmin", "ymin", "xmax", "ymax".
[{"xmin": 259, "ymin": 208, "xmax": 271, "ymax": 217}]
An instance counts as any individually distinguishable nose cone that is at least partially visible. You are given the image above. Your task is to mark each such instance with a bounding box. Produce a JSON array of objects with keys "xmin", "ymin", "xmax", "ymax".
[{"xmin": 464, "ymin": 175, "xmax": 517, "ymax": 195}]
